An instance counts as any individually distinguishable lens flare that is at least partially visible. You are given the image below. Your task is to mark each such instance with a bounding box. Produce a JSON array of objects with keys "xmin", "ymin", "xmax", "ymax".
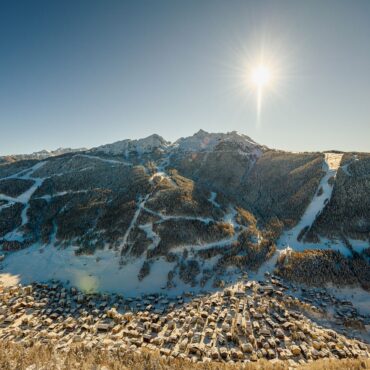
[{"xmin": 226, "ymin": 34, "xmax": 291, "ymax": 127}]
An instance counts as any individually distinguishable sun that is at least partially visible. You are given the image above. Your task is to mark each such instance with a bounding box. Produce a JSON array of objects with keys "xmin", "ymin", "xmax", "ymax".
[
  {"xmin": 232, "ymin": 38, "xmax": 289, "ymax": 126},
  {"xmin": 247, "ymin": 63, "xmax": 274, "ymax": 123},
  {"xmin": 250, "ymin": 64, "xmax": 272, "ymax": 88}
]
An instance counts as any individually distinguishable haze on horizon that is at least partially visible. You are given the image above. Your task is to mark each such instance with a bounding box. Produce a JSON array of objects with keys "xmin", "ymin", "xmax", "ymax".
[{"xmin": 1, "ymin": 0, "xmax": 370, "ymax": 155}]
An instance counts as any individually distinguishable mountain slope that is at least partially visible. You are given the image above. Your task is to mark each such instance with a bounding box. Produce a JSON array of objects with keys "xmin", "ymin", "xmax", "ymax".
[{"xmin": 0, "ymin": 130, "xmax": 369, "ymax": 297}]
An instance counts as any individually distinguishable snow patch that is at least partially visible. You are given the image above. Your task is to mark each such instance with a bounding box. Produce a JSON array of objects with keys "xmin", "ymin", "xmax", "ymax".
[
  {"xmin": 208, "ymin": 192, "xmax": 220, "ymax": 208},
  {"xmin": 139, "ymin": 223, "xmax": 161, "ymax": 251},
  {"xmin": 74, "ymin": 154, "xmax": 130, "ymax": 166},
  {"xmin": 122, "ymin": 194, "xmax": 151, "ymax": 256},
  {"xmin": 277, "ymin": 153, "xmax": 344, "ymax": 252},
  {"xmin": 149, "ymin": 171, "xmax": 176, "ymax": 187}
]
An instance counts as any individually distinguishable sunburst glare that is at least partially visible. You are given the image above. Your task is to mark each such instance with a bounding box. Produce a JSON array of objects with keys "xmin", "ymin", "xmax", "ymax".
[
  {"xmin": 249, "ymin": 63, "xmax": 273, "ymax": 121},
  {"xmin": 222, "ymin": 34, "xmax": 293, "ymax": 127},
  {"xmin": 243, "ymin": 52, "xmax": 281, "ymax": 124}
]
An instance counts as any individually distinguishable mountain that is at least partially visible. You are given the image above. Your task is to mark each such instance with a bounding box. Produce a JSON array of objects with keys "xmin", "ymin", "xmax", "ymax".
[
  {"xmin": 0, "ymin": 147, "xmax": 87, "ymax": 163},
  {"xmin": 0, "ymin": 130, "xmax": 369, "ymax": 297},
  {"xmin": 1, "ymin": 130, "xmax": 370, "ymax": 367},
  {"xmin": 91, "ymin": 134, "xmax": 169, "ymax": 156},
  {"xmin": 174, "ymin": 129, "xmax": 263, "ymax": 152}
]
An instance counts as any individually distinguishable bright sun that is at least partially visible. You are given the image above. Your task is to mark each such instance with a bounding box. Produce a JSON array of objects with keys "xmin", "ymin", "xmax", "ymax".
[
  {"xmin": 237, "ymin": 42, "xmax": 287, "ymax": 125},
  {"xmin": 251, "ymin": 65, "xmax": 271, "ymax": 88},
  {"xmin": 247, "ymin": 63, "xmax": 274, "ymax": 123}
]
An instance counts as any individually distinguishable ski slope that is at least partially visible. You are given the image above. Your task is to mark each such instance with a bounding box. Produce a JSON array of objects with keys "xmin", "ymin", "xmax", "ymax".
[{"xmin": 277, "ymin": 153, "xmax": 347, "ymax": 253}]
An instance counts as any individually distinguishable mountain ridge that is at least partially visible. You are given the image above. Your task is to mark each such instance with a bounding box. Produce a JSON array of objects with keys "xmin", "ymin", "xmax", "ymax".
[
  {"xmin": 0, "ymin": 130, "xmax": 368, "ymax": 298},
  {"xmin": 2, "ymin": 130, "xmax": 369, "ymax": 164}
]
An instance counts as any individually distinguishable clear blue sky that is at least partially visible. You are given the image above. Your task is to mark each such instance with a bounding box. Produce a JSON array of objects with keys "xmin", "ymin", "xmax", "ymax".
[{"xmin": 1, "ymin": 0, "xmax": 369, "ymax": 155}]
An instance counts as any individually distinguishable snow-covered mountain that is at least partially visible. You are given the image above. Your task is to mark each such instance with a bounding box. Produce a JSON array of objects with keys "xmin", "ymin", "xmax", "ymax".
[
  {"xmin": 91, "ymin": 134, "xmax": 170, "ymax": 156},
  {"xmin": 174, "ymin": 129, "xmax": 263, "ymax": 153},
  {"xmin": 0, "ymin": 147, "xmax": 86, "ymax": 163},
  {"xmin": 0, "ymin": 130, "xmax": 369, "ymax": 298}
]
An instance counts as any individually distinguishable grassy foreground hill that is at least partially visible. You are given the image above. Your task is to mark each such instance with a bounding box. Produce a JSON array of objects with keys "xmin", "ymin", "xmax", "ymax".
[{"xmin": 0, "ymin": 342, "xmax": 369, "ymax": 370}]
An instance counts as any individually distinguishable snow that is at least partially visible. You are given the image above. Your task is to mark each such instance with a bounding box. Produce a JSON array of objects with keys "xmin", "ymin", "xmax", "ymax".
[
  {"xmin": 149, "ymin": 171, "xmax": 176, "ymax": 187},
  {"xmin": 35, "ymin": 190, "xmax": 89, "ymax": 202},
  {"xmin": 341, "ymin": 163, "xmax": 351, "ymax": 176},
  {"xmin": 349, "ymin": 239, "xmax": 370, "ymax": 254},
  {"xmin": 174, "ymin": 130, "xmax": 260, "ymax": 153},
  {"xmin": 201, "ymin": 254, "xmax": 223, "ymax": 270},
  {"xmin": 0, "ymin": 148, "xmax": 86, "ymax": 162},
  {"xmin": 1, "ymin": 161, "xmax": 46, "ymax": 181},
  {"xmin": 122, "ymin": 194, "xmax": 150, "ymax": 256},
  {"xmin": 74, "ymin": 154, "xmax": 130, "ymax": 166},
  {"xmin": 0, "ymin": 194, "xmax": 18, "ymax": 203},
  {"xmin": 1, "ymin": 147, "xmax": 368, "ymax": 317},
  {"xmin": 169, "ymin": 206, "xmax": 244, "ymax": 254},
  {"xmin": 0, "ymin": 244, "xmax": 175, "ymax": 296},
  {"xmin": 148, "ymin": 149, "xmax": 177, "ymax": 187},
  {"xmin": 325, "ymin": 152, "xmax": 343, "ymax": 170},
  {"xmin": 170, "ymin": 233, "xmax": 239, "ymax": 254},
  {"xmin": 276, "ymin": 153, "xmax": 368, "ymax": 258},
  {"xmin": 282, "ymin": 237, "xmax": 353, "ymax": 256},
  {"xmin": 325, "ymin": 284, "xmax": 370, "ymax": 316},
  {"xmin": 0, "ymin": 201, "xmax": 14, "ymax": 212},
  {"xmin": 249, "ymin": 247, "xmax": 289, "ymax": 281},
  {"xmin": 341, "ymin": 154, "xmax": 359, "ymax": 176},
  {"xmin": 277, "ymin": 153, "xmax": 344, "ymax": 252},
  {"xmin": 92, "ymin": 134, "xmax": 168, "ymax": 156},
  {"xmin": 142, "ymin": 206, "xmax": 214, "ymax": 224},
  {"xmin": 222, "ymin": 207, "xmax": 239, "ymax": 228},
  {"xmin": 139, "ymin": 223, "xmax": 161, "ymax": 251},
  {"xmin": 254, "ymin": 152, "xmax": 368, "ymax": 283},
  {"xmin": 208, "ymin": 192, "xmax": 220, "ymax": 208},
  {"xmin": 17, "ymin": 178, "xmax": 44, "ymax": 204},
  {"xmin": 1, "ymin": 161, "xmax": 48, "ymax": 242}
]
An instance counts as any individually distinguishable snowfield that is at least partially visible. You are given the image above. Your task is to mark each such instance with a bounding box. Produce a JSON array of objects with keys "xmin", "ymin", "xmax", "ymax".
[{"xmin": 1, "ymin": 244, "xmax": 175, "ymax": 296}]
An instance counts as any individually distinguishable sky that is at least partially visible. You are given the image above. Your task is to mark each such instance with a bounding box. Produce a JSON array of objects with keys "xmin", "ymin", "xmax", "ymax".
[{"xmin": 1, "ymin": 0, "xmax": 370, "ymax": 155}]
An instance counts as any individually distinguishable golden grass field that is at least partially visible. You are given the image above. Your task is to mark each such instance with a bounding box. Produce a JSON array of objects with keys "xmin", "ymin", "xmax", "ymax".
[{"xmin": 0, "ymin": 342, "xmax": 369, "ymax": 370}]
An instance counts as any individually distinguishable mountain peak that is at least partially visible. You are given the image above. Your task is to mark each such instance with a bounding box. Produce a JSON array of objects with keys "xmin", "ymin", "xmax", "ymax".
[
  {"xmin": 92, "ymin": 134, "xmax": 169, "ymax": 155},
  {"xmin": 175, "ymin": 129, "xmax": 262, "ymax": 153},
  {"xmin": 90, "ymin": 130, "xmax": 262, "ymax": 156}
]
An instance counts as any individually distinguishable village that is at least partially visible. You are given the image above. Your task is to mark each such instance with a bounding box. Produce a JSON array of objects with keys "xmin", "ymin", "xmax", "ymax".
[{"xmin": 0, "ymin": 274, "xmax": 369, "ymax": 367}]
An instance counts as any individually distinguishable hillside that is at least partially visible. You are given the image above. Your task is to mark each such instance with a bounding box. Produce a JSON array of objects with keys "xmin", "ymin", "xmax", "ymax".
[
  {"xmin": 0, "ymin": 131, "xmax": 369, "ymax": 293},
  {"xmin": 0, "ymin": 130, "xmax": 369, "ymax": 367}
]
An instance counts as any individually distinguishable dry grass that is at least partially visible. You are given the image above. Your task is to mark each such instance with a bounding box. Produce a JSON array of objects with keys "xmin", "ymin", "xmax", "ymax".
[{"xmin": 0, "ymin": 341, "xmax": 369, "ymax": 370}]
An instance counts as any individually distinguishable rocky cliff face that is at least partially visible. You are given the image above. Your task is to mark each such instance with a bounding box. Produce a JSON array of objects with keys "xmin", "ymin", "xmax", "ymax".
[{"xmin": 0, "ymin": 131, "xmax": 369, "ymax": 294}]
